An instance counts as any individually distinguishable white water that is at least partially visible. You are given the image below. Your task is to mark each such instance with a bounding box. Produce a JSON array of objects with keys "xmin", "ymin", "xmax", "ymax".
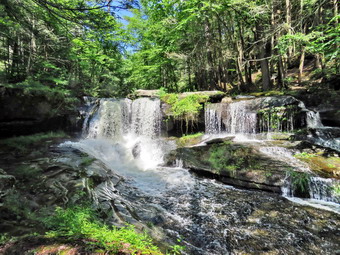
[
  {"xmin": 205, "ymin": 103, "xmax": 223, "ymax": 134},
  {"xmin": 223, "ymin": 101, "xmax": 257, "ymax": 134},
  {"xmin": 306, "ymin": 111, "xmax": 324, "ymax": 128}
]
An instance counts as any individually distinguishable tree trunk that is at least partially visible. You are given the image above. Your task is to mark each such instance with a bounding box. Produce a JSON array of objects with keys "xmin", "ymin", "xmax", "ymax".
[
  {"xmin": 277, "ymin": 55, "xmax": 286, "ymax": 89},
  {"xmin": 298, "ymin": 47, "xmax": 305, "ymax": 85},
  {"xmin": 286, "ymin": 0, "xmax": 292, "ymax": 62},
  {"xmin": 260, "ymin": 45, "xmax": 272, "ymax": 91}
]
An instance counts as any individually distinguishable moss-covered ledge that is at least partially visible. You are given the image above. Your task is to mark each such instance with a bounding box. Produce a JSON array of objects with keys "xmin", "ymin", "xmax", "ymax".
[
  {"xmin": 133, "ymin": 89, "xmax": 225, "ymax": 101},
  {"xmin": 165, "ymin": 141, "xmax": 294, "ymax": 193}
]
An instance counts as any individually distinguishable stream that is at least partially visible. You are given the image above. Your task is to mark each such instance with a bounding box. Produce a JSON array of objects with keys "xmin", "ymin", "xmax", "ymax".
[{"xmin": 60, "ymin": 97, "xmax": 339, "ymax": 254}]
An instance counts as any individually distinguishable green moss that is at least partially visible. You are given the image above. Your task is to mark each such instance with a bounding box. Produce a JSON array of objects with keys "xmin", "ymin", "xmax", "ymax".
[
  {"xmin": 43, "ymin": 206, "xmax": 163, "ymax": 254},
  {"xmin": 80, "ymin": 156, "xmax": 96, "ymax": 167},
  {"xmin": 208, "ymin": 144, "xmax": 258, "ymax": 175},
  {"xmin": 332, "ymin": 184, "xmax": 340, "ymax": 197},
  {"xmin": 294, "ymin": 152, "xmax": 317, "ymax": 159},
  {"xmin": 177, "ymin": 133, "xmax": 204, "ymax": 147}
]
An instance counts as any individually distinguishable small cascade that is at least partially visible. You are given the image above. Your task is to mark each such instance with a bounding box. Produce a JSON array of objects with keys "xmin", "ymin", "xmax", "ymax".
[
  {"xmin": 223, "ymin": 100, "xmax": 257, "ymax": 134},
  {"xmin": 205, "ymin": 103, "xmax": 223, "ymax": 134},
  {"xmin": 309, "ymin": 177, "xmax": 340, "ymax": 203},
  {"xmin": 281, "ymin": 175, "xmax": 340, "ymax": 213},
  {"xmin": 306, "ymin": 111, "xmax": 323, "ymax": 128},
  {"xmin": 81, "ymin": 97, "xmax": 99, "ymax": 136}
]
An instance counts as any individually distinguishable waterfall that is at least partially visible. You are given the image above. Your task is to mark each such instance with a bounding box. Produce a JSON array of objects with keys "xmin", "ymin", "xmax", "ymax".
[
  {"xmin": 309, "ymin": 177, "xmax": 340, "ymax": 203},
  {"xmin": 131, "ymin": 98, "xmax": 162, "ymax": 137},
  {"xmin": 223, "ymin": 101, "xmax": 257, "ymax": 134},
  {"xmin": 72, "ymin": 97, "xmax": 172, "ymax": 170},
  {"xmin": 205, "ymin": 103, "xmax": 223, "ymax": 134},
  {"xmin": 84, "ymin": 98, "xmax": 162, "ymax": 139},
  {"xmin": 85, "ymin": 98, "xmax": 132, "ymax": 140},
  {"xmin": 306, "ymin": 111, "xmax": 323, "ymax": 128}
]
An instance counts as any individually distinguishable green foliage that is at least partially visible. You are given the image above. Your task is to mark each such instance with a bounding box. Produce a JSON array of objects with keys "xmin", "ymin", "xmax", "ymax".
[
  {"xmin": 0, "ymin": 233, "xmax": 11, "ymax": 246},
  {"xmin": 80, "ymin": 157, "xmax": 96, "ymax": 167},
  {"xmin": 0, "ymin": 131, "xmax": 67, "ymax": 152},
  {"xmin": 331, "ymin": 184, "xmax": 340, "ymax": 197},
  {"xmin": 161, "ymin": 92, "xmax": 209, "ymax": 133},
  {"xmin": 287, "ymin": 171, "xmax": 311, "ymax": 193},
  {"xmin": 167, "ymin": 244, "xmax": 186, "ymax": 255},
  {"xmin": 44, "ymin": 206, "xmax": 163, "ymax": 254}
]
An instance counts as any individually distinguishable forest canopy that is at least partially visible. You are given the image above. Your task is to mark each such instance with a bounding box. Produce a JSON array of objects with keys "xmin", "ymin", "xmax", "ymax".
[{"xmin": 0, "ymin": 0, "xmax": 338, "ymax": 97}]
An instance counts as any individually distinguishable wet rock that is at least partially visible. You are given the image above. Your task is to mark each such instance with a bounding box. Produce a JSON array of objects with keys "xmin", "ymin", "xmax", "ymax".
[{"xmin": 132, "ymin": 142, "xmax": 141, "ymax": 158}]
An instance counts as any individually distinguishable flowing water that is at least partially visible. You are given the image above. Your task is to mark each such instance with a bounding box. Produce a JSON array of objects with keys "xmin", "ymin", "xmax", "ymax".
[{"xmin": 60, "ymin": 97, "xmax": 340, "ymax": 254}]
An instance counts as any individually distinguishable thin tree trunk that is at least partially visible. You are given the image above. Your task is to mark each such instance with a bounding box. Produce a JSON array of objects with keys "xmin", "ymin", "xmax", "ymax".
[
  {"xmin": 286, "ymin": 0, "xmax": 292, "ymax": 62},
  {"xmin": 298, "ymin": 47, "xmax": 305, "ymax": 84}
]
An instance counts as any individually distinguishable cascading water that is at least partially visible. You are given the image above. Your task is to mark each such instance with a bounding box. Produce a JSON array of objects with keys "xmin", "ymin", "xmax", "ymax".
[
  {"xmin": 309, "ymin": 177, "xmax": 340, "ymax": 203},
  {"xmin": 306, "ymin": 111, "xmax": 324, "ymax": 128},
  {"xmin": 85, "ymin": 98, "xmax": 132, "ymax": 140},
  {"xmin": 205, "ymin": 103, "xmax": 223, "ymax": 134},
  {"xmin": 223, "ymin": 100, "xmax": 257, "ymax": 134}
]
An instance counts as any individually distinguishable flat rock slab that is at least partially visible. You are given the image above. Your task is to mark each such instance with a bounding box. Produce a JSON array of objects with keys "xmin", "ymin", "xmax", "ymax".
[{"xmin": 134, "ymin": 89, "xmax": 225, "ymax": 100}]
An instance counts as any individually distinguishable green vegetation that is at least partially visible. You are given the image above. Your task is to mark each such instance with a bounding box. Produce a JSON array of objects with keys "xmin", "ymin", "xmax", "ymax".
[
  {"xmin": 0, "ymin": 131, "xmax": 67, "ymax": 152},
  {"xmin": 0, "ymin": 1, "xmax": 338, "ymax": 96},
  {"xmin": 43, "ymin": 206, "xmax": 163, "ymax": 254},
  {"xmin": 160, "ymin": 91, "xmax": 209, "ymax": 133},
  {"xmin": 332, "ymin": 184, "xmax": 340, "ymax": 197},
  {"xmin": 0, "ymin": 233, "xmax": 11, "ymax": 246},
  {"xmin": 177, "ymin": 132, "xmax": 204, "ymax": 147},
  {"xmin": 294, "ymin": 153, "xmax": 340, "ymax": 178},
  {"xmin": 208, "ymin": 144, "xmax": 258, "ymax": 175},
  {"xmin": 80, "ymin": 157, "xmax": 96, "ymax": 167},
  {"xmin": 287, "ymin": 170, "xmax": 311, "ymax": 194},
  {"xmin": 294, "ymin": 152, "xmax": 317, "ymax": 159}
]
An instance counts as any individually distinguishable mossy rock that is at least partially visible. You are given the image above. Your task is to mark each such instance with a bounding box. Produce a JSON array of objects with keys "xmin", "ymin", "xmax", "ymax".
[
  {"xmin": 295, "ymin": 154, "xmax": 340, "ymax": 179},
  {"xmin": 176, "ymin": 133, "xmax": 204, "ymax": 147}
]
